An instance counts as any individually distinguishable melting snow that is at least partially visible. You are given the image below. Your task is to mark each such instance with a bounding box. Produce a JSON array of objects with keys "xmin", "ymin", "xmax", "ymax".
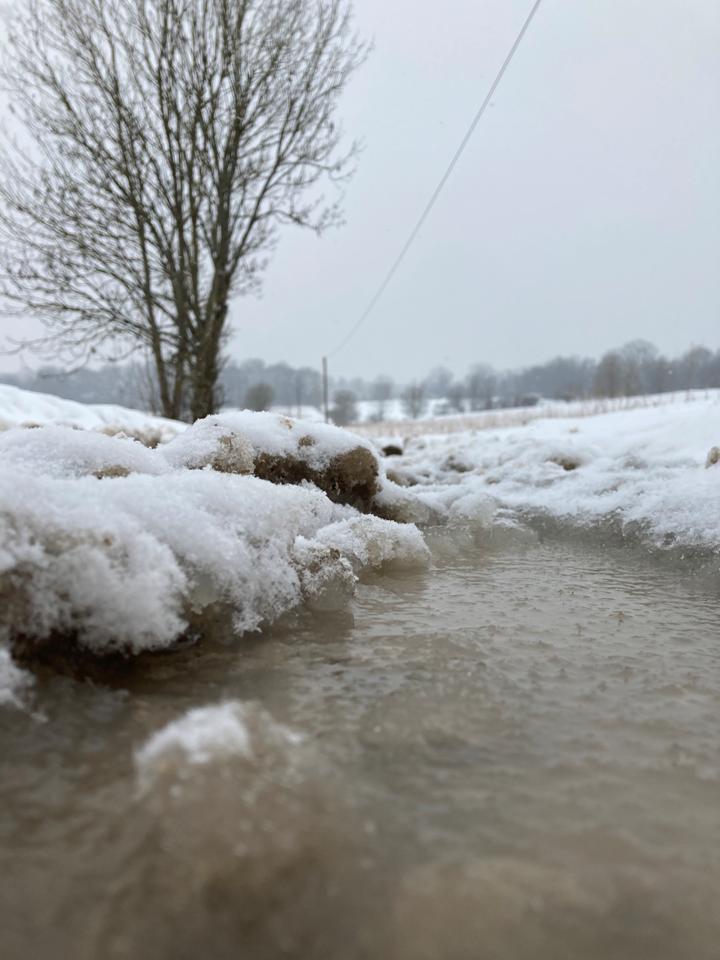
[{"xmin": 379, "ymin": 395, "xmax": 720, "ymax": 550}]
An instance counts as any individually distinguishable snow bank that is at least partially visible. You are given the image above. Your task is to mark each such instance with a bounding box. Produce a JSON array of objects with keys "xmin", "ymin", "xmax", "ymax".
[
  {"xmin": 0, "ymin": 415, "xmax": 427, "ymax": 661},
  {"xmin": 0, "ymin": 382, "xmax": 182, "ymax": 442},
  {"xmin": 382, "ymin": 397, "xmax": 720, "ymax": 551}
]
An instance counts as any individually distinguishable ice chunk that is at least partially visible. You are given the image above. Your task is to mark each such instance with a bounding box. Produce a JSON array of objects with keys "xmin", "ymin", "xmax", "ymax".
[
  {"xmin": 316, "ymin": 515, "xmax": 430, "ymax": 571},
  {"xmin": 135, "ymin": 701, "xmax": 301, "ymax": 786}
]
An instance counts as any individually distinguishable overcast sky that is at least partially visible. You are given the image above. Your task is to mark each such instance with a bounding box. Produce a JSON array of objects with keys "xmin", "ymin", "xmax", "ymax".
[{"xmin": 2, "ymin": 0, "xmax": 719, "ymax": 380}]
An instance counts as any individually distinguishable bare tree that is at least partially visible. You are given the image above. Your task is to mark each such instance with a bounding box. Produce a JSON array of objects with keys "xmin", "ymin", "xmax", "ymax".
[
  {"xmin": 401, "ymin": 381, "xmax": 426, "ymax": 420},
  {"xmin": 370, "ymin": 375, "xmax": 394, "ymax": 420},
  {"xmin": 329, "ymin": 388, "xmax": 357, "ymax": 426},
  {"xmin": 466, "ymin": 364, "xmax": 495, "ymax": 411},
  {"xmin": 424, "ymin": 365, "xmax": 453, "ymax": 399},
  {"xmin": 0, "ymin": 0, "xmax": 366, "ymax": 420},
  {"xmin": 243, "ymin": 381, "xmax": 274, "ymax": 411},
  {"xmin": 446, "ymin": 381, "xmax": 466, "ymax": 413},
  {"xmin": 593, "ymin": 351, "xmax": 623, "ymax": 398}
]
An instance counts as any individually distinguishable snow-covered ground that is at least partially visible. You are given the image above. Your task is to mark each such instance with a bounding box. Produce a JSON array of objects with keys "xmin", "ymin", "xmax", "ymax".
[
  {"xmin": 378, "ymin": 393, "xmax": 720, "ymax": 552},
  {"xmin": 356, "ymin": 390, "xmax": 720, "ymax": 436},
  {"xmin": 0, "ymin": 384, "xmax": 717, "ymax": 681},
  {"xmin": 0, "ymin": 382, "xmax": 183, "ymax": 442},
  {"xmin": 0, "ymin": 396, "xmax": 427, "ymax": 662}
]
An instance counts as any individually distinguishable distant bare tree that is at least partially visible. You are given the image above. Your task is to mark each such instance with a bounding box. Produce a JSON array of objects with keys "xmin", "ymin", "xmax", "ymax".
[
  {"xmin": 401, "ymin": 381, "xmax": 426, "ymax": 419},
  {"xmin": 446, "ymin": 381, "xmax": 466, "ymax": 413},
  {"xmin": 0, "ymin": 0, "xmax": 366, "ymax": 420},
  {"xmin": 466, "ymin": 364, "xmax": 495, "ymax": 411},
  {"xmin": 679, "ymin": 346, "xmax": 714, "ymax": 390},
  {"xmin": 244, "ymin": 382, "xmax": 274, "ymax": 412},
  {"xmin": 617, "ymin": 340, "xmax": 658, "ymax": 396},
  {"xmin": 593, "ymin": 351, "xmax": 624, "ymax": 398},
  {"xmin": 370, "ymin": 375, "xmax": 394, "ymax": 420},
  {"xmin": 329, "ymin": 388, "xmax": 357, "ymax": 426},
  {"xmin": 424, "ymin": 365, "xmax": 453, "ymax": 399}
]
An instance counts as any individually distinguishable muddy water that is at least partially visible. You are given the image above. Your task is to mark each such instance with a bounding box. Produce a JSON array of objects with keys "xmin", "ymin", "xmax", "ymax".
[{"xmin": 2, "ymin": 527, "xmax": 720, "ymax": 960}]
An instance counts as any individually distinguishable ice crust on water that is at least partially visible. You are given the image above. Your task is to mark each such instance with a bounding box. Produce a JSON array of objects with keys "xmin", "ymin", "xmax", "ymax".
[{"xmin": 315, "ymin": 515, "xmax": 430, "ymax": 570}]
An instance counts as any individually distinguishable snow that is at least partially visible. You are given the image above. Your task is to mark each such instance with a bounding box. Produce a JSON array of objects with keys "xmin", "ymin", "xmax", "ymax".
[
  {"xmin": 0, "ymin": 382, "xmax": 183, "ymax": 441},
  {"xmin": 0, "ymin": 424, "xmax": 171, "ymax": 478},
  {"xmin": 358, "ymin": 391, "xmax": 719, "ymax": 437},
  {"xmin": 315, "ymin": 515, "xmax": 429, "ymax": 570},
  {"xmin": 0, "ymin": 464, "xmax": 420, "ymax": 654},
  {"xmin": 1, "ymin": 382, "xmax": 717, "ymax": 666},
  {"xmin": 162, "ymin": 409, "xmax": 377, "ymax": 472},
  {"xmin": 380, "ymin": 395, "xmax": 720, "ymax": 552},
  {"xmin": 134, "ymin": 701, "xmax": 302, "ymax": 787},
  {"xmin": 0, "ymin": 393, "xmax": 427, "ymax": 657}
]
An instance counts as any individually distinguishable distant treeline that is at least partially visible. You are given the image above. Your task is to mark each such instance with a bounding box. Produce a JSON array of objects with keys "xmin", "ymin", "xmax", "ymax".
[
  {"xmin": 2, "ymin": 339, "xmax": 719, "ymax": 420},
  {"xmin": 0, "ymin": 358, "xmax": 325, "ymax": 415}
]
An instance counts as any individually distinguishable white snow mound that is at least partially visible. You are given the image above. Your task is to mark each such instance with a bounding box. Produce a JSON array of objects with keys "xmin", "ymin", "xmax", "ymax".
[
  {"xmin": 162, "ymin": 410, "xmax": 376, "ymax": 472},
  {"xmin": 0, "ymin": 415, "xmax": 426, "ymax": 655}
]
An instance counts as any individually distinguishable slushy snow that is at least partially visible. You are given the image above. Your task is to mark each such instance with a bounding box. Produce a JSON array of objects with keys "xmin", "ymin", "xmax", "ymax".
[{"xmin": 378, "ymin": 394, "xmax": 720, "ymax": 551}]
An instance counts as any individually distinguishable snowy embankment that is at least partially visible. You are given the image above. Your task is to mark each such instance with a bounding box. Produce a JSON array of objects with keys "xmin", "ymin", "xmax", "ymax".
[
  {"xmin": 381, "ymin": 394, "xmax": 720, "ymax": 551},
  {"xmin": 0, "ymin": 396, "xmax": 427, "ymax": 667}
]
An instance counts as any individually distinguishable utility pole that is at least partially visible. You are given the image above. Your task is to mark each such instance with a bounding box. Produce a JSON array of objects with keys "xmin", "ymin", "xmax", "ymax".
[{"xmin": 322, "ymin": 356, "xmax": 329, "ymax": 423}]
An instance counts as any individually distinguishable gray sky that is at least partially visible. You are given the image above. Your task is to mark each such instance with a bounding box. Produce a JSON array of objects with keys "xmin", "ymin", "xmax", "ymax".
[{"xmin": 2, "ymin": 0, "xmax": 719, "ymax": 380}]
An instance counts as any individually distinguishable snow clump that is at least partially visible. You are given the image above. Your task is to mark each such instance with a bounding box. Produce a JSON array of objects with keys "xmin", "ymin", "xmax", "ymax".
[
  {"xmin": 135, "ymin": 701, "xmax": 302, "ymax": 786},
  {"xmin": 0, "ymin": 412, "xmax": 429, "ymax": 663}
]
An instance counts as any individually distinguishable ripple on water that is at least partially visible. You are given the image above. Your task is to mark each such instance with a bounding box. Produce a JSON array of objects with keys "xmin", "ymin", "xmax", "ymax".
[{"xmin": 1, "ymin": 530, "xmax": 719, "ymax": 959}]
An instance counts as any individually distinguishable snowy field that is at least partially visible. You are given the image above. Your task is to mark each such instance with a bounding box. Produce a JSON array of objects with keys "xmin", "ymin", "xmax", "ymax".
[
  {"xmin": 372, "ymin": 392, "xmax": 720, "ymax": 553},
  {"xmin": 355, "ymin": 390, "xmax": 720, "ymax": 437}
]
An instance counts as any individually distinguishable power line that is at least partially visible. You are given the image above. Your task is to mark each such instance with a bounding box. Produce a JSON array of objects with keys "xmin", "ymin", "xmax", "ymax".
[{"xmin": 328, "ymin": 0, "xmax": 546, "ymax": 359}]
